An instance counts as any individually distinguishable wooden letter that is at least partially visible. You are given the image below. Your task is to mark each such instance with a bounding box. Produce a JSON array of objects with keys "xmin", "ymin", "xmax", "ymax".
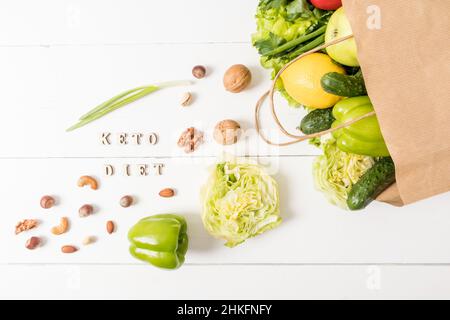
[
  {"xmin": 101, "ymin": 133, "xmax": 111, "ymax": 145},
  {"xmin": 104, "ymin": 164, "xmax": 115, "ymax": 176},
  {"xmin": 124, "ymin": 164, "xmax": 131, "ymax": 176},
  {"xmin": 148, "ymin": 133, "xmax": 158, "ymax": 145},
  {"xmin": 138, "ymin": 164, "xmax": 148, "ymax": 176},
  {"xmin": 118, "ymin": 133, "xmax": 128, "ymax": 145},
  {"xmin": 131, "ymin": 133, "xmax": 143, "ymax": 145},
  {"xmin": 153, "ymin": 163, "xmax": 164, "ymax": 175}
]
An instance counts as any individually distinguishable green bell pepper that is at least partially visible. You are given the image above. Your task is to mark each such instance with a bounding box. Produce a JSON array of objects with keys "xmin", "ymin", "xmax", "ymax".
[
  {"xmin": 128, "ymin": 214, "xmax": 188, "ymax": 270},
  {"xmin": 332, "ymin": 96, "xmax": 390, "ymax": 157}
]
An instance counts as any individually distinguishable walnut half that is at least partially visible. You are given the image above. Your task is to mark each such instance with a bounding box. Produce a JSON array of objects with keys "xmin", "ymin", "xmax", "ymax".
[{"xmin": 15, "ymin": 219, "xmax": 38, "ymax": 235}]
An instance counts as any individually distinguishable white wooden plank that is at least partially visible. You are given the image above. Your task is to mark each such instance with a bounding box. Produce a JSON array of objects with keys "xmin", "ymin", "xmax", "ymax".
[
  {"xmin": 2, "ymin": 157, "xmax": 450, "ymax": 264},
  {"xmin": 0, "ymin": 0, "xmax": 257, "ymax": 45},
  {"xmin": 2, "ymin": 264, "xmax": 450, "ymax": 299},
  {"xmin": 0, "ymin": 44, "xmax": 318, "ymax": 158}
]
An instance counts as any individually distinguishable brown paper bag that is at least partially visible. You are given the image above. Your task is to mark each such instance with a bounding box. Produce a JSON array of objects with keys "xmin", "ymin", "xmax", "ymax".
[
  {"xmin": 255, "ymin": 0, "xmax": 450, "ymax": 207},
  {"xmin": 342, "ymin": 0, "xmax": 450, "ymax": 206}
]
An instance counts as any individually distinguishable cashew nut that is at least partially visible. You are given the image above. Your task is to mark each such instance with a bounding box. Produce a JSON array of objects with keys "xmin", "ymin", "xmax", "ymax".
[
  {"xmin": 77, "ymin": 175, "xmax": 98, "ymax": 190},
  {"xmin": 51, "ymin": 217, "xmax": 69, "ymax": 235}
]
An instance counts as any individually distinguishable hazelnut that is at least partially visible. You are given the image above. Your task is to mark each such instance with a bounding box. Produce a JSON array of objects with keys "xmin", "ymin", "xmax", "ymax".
[
  {"xmin": 79, "ymin": 204, "xmax": 94, "ymax": 217},
  {"xmin": 25, "ymin": 236, "xmax": 41, "ymax": 250},
  {"xmin": 223, "ymin": 64, "xmax": 252, "ymax": 93},
  {"xmin": 40, "ymin": 195, "xmax": 55, "ymax": 209},
  {"xmin": 192, "ymin": 65, "xmax": 206, "ymax": 79},
  {"xmin": 120, "ymin": 195, "xmax": 133, "ymax": 208},
  {"xmin": 213, "ymin": 120, "xmax": 241, "ymax": 145}
]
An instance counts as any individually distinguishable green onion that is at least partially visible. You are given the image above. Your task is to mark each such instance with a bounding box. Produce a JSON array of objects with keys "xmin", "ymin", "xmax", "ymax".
[
  {"xmin": 288, "ymin": 34, "xmax": 325, "ymax": 59},
  {"xmin": 66, "ymin": 80, "xmax": 192, "ymax": 132},
  {"xmin": 262, "ymin": 25, "xmax": 326, "ymax": 57},
  {"xmin": 79, "ymin": 86, "xmax": 146, "ymax": 120}
]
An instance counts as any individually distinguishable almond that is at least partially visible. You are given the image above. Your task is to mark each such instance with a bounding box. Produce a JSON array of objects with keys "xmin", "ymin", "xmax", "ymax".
[
  {"xmin": 61, "ymin": 245, "xmax": 78, "ymax": 254},
  {"xmin": 106, "ymin": 220, "xmax": 115, "ymax": 234},
  {"xmin": 159, "ymin": 188, "xmax": 175, "ymax": 198}
]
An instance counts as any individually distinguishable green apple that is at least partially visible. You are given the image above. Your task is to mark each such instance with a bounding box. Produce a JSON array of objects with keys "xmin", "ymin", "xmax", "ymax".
[{"xmin": 325, "ymin": 7, "xmax": 359, "ymax": 67}]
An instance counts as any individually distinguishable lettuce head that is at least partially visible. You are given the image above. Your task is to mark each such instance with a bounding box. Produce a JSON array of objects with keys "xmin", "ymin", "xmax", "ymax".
[
  {"xmin": 313, "ymin": 137, "xmax": 375, "ymax": 209},
  {"xmin": 202, "ymin": 160, "xmax": 281, "ymax": 247}
]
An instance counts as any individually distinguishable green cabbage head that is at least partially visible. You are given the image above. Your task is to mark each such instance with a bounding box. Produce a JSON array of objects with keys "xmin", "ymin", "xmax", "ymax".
[
  {"xmin": 202, "ymin": 160, "xmax": 281, "ymax": 247},
  {"xmin": 313, "ymin": 137, "xmax": 375, "ymax": 209}
]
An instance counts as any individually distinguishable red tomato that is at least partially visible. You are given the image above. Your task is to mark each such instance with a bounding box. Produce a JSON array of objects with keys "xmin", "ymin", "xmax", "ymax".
[{"xmin": 310, "ymin": 0, "xmax": 342, "ymax": 11}]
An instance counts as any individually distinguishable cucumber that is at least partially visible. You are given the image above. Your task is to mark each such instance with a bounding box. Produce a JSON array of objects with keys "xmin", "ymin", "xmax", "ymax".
[
  {"xmin": 347, "ymin": 157, "xmax": 396, "ymax": 210},
  {"xmin": 321, "ymin": 72, "xmax": 367, "ymax": 97},
  {"xmin": 298, "ymin": 108, "xmax": 335, "ymax": 134}
]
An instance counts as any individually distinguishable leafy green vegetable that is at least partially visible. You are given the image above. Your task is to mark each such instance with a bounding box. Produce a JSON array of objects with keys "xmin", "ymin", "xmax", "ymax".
[
  {"xmin": 286, "ymin": 0, "xmax": 313, "ymax": 20},
  {"xmin": 259, "ymin": 0, "xmax": 289, "ymax": 10},
  {"xmin": 313, "ymin": 137, "xmax": 375, "ymax": 209},
  {"xmin": 252, "ymin": 0, "xmax": 332, "ymax": 107},
  {"xmin": 202, "ymin": 160, "xmax": 281, "ymax": 247},
  {"xmin": 254, "ymin": 33, "xmax": 286, "ymax": 56}
]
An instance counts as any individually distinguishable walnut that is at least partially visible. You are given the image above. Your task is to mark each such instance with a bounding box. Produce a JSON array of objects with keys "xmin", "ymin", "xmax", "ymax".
[
  {"xmin": 177, "ymin": 127, "xmax": 204, "ymax": 153},
  {"xmin": 223, "ymin": 64, "xmax": 252, "ymax": 93},
  {"xmin": 213, "ymin": 120, "xmax": 241, "ymax": 145},
  {"xmin": 15, "ymin": 219, "xmax": 38, "ymax": 235}
]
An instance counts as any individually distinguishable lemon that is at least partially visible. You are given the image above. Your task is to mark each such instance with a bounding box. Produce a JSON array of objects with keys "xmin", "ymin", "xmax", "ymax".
[{"xmin": 280, "ymin": 53, "xmax": 345, "ymax": 109}]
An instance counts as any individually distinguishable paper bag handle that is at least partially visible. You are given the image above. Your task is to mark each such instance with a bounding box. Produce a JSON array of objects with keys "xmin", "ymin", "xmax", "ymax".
[{"xmin": 255, "ymin": 34, "xmax": 376, "ymax": 146}]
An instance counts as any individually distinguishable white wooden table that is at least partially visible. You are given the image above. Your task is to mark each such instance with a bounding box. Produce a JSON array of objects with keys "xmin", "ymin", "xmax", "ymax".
[{"xmin": 1, "ymin": 0, "xmax": 449, "ymax": 299}]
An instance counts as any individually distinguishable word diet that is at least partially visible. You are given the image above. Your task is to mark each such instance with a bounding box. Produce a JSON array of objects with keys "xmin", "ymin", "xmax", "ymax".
[{"xmin": 101, "ymin": 132, "xmax": 164, "ymax": 177}]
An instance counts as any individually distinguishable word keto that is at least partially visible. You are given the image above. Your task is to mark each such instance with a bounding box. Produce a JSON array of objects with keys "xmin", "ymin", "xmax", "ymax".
[
  {"xmin": 104, "ymin": 163, "xmax": 164, "ymax": 176},
  {"xmin": 101, "ymin": 132, "xmax": 158, "ymax": 145},
  {"xmin": 177, "ymin": 304, "xmax": 272, "ymax": 318}
]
